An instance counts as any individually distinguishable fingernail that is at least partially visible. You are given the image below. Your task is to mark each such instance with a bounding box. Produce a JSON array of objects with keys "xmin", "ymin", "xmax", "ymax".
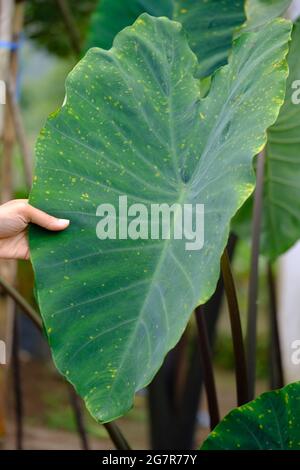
[{"xmin": 57, "ymin": 218, "xmax": 70, "ymax": 227}]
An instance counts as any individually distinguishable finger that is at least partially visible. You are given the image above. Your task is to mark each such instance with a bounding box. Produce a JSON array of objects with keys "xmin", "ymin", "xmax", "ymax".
[
  {"xmin": 0, "ymin": 233, "xmax": 30, "ymax": 260},
  {"xmin": 23, "ymin": 204, "xmax": 70, "ymax": 231}
]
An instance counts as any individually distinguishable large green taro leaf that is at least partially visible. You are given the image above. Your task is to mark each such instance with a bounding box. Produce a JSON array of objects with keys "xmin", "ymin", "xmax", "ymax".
[
  {"xmin": 233, "ymin": 19, "xmax": 300, "ymax": 260},
  {"xmin": 201, "ymin": 382, "xmax": 300, "ymax": 450},
  {"xmin": 86, "ymin": 0, "xmax": 246, "ymax": 78},
  {"xmin": 29, "ymin": 14, "xmax": 291, "ymax": 422}
]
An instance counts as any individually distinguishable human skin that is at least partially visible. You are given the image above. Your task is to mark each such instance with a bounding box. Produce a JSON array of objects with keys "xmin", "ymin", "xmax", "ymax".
[{"xmin": 0, "ymin": 199, "xmax": 69, "ymax": 260}]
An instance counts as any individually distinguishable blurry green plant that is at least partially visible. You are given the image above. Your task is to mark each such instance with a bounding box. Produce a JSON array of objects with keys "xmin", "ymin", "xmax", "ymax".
[
  {"xmin": 214, "ymin": 333, "xmax": 269, "ymax": 379},
  {"xmin": 25, "ymin": 0, "xmax": 97, "ymax": 57}
]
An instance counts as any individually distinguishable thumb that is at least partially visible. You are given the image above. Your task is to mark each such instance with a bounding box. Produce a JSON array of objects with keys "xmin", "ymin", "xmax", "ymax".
[{"xmin": 24, "ymin": 204, "xmax": 70, "ymax": 231}]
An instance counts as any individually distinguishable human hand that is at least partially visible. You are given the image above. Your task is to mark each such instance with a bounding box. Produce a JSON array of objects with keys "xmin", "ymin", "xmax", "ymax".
[{"xmin": 0, "ymin": 199, "xmax": 69, "ymax": 260}]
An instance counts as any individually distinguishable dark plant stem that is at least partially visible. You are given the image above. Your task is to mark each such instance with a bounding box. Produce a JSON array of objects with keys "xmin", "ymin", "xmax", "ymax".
[
  {"xmin": 170, "ymin": 332, "xmax": 188, "ymax": 411},
  {"xmin": 148, "ymin": 235, "xmax": 237, "ymax": 449},
  {"xmin": 267, "ymin": 262, "xmax": 284, "ymax": 389},
  {"xmin": 104, "ymin": 422, "xmax": 131, "ymax": 450},
  {"xmin": 12, "ymin": 313, "xmax": 23, "ymax": 450},
  {"xmin": 67, "ymin": 385, "xmax": 89, "ymax": 450},
  {"xmin": 0, "ymin": 277, "xmax": 131, "ymax": 450},
  {"xmin": 0, "ymin": 276, "xmax": 42, "ymax": 331},
  {"xmin": 194, "ymin": 306, "xmax": 220, "ymax": 430},
  {"xmin": 55, "ymin": 0, "xmax": 81, "ymax": 55},
  {"xmin": 246, "ymin": 150, "xmax": 266, "ymax": 400},
  {"xmin": 221, "ymin": 249, "xmax": 249, "ymax": 405}
]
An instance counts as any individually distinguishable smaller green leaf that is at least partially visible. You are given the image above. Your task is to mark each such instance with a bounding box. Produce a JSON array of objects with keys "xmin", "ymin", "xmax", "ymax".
[
  {"xmin": 262, "ymin": 18, "xmax": 300, "ymax": 258},
  {"xmin": 245, "ymin": 0, "xmax": 292, "ymax": 30},
  {"xmin": 233, "ymin": 19, "xmax": 300, "ymax": 260},
  {"xmin": 201, "ymin": 382, "xmax": 300, "ymax": 450},
  {"xmin": 173, "ymin": 0, "xmax": 246, "ymax": 78}
]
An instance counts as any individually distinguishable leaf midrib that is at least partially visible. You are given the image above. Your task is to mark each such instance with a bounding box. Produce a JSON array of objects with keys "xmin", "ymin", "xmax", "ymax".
[{"xmin": 110, "ymin": 185, "xmax": 189, "ymax": 394}]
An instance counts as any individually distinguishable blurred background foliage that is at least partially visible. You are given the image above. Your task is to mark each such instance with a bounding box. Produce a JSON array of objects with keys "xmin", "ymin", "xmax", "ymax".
[{"xmin": 24, "ymin": 0, "xmax": 97, "ymax": 57}]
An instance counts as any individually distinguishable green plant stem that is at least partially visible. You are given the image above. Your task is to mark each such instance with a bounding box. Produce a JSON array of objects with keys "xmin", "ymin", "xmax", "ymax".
[
  {"xmin": 267, "ymin": 262, "xmax": 284, "ymax": 389},
  {"xmin": 0, "ymin": 276, "xmax": 131, "ymax": 450},
  {"xmin": 246, "ymin": 150, "xmax": 266, "ymax": 400},
  {"xmin": 221, "ymin": 249, "xmax": 249, "ymax": 405},
  {"xmin": 194, "ymin": 306, "xmax": 220, "ymax": 430}
]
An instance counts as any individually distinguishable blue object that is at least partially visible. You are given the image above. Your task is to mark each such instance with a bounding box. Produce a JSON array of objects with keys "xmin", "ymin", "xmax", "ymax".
[
  {"xmin": 0, "ymin": 36, "xmax": 24, "ymax": 100},
  {"xmin": 0, "ymin": 40, "xmax": 20, "ymax": 50}
]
